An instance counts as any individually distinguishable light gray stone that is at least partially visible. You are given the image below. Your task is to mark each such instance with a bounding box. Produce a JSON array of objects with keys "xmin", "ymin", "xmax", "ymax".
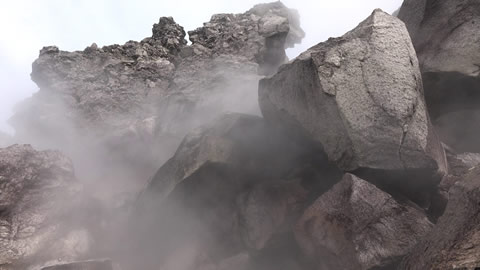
[{"xmin": 259, "ymin": 10, "xmax": 447, "ymax": 182}]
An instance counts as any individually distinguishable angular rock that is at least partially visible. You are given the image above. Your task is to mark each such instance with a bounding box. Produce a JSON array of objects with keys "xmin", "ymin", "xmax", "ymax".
[
  {"xmin": 294, "ymin": 173, "xmax": 433, "ymax": 270},
  {"xmin": 142, "ymin": 113, "xmax": 309, "ymax": 201},
  {"xmin": 133, "ymin": 113, "xmax": 340, "ymax": 269},
  {"xmin": 399, "ymin": 167, "xmax": 480, "ymax": 270},
  {"xmin": 11, "ymin": 2, "xmax": 304, "ymax": 199},
  {"xmin": 398, "ymin": 0, "xmax": 480, "ymax": 152},
  {"xmin": 428, "ymin": 150, "xmax": 480, "ymax": 220},
  {"xmin": 40, "ymin": 259, "xmax": 113, "ymax": 270},
  {"xmin": 236, "ymin": 180, "xmax": 309, "ymax": 250},
  {"xmin": 259, "ymin": 10, "xmax": 447, "ymax": 184},
  {"xmin": 398, "ymin": 0, "xmax": 480, "ymax": 77},
  {"xmin": 0, "ymin": 145, "xmax": 91, "ymax": 269}
]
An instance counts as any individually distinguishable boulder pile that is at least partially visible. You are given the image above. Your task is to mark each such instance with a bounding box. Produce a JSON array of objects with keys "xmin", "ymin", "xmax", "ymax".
[{"xmin": 2, "ymin": 1, "xmax": 480, "ymax": 269}]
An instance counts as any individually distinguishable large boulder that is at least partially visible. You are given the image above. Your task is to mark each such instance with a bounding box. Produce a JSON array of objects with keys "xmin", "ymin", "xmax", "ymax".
[
  {"xmin": 0, "ymin": 145, "xmax": 92, "ymax": 269},
  {"xmin": 294, "ymin": 173, "xmax": 433, "ymax": 270},
  {"xmin": 399, "ymin": 167, "xmax": 480, "ymax": 269},
  {"xmin": 259, "ymin": 10, "xmax": 447, "ymax": 186},
  {"xmin": 398, "ymin": 0, "xmax": 480, "ymax": 152},
  {"xmin": 132, "ymin": 113, "xmax": 341, "ymax": 270},
  {"xmin": 10, "ymin": 2, "xmax": 304, "ymax": 200}
]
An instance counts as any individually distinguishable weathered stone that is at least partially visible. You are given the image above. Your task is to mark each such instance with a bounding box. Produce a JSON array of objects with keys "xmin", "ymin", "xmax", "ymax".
[
  {"xmin": 399, "ymin": 167, "xmax": 480, "ymax": 270},
  {"xmin": 142, "ymin": 113, "xmax": 308, "ymax": 201},
  {"xmin": 0, "ymin": 145, "xmax": 91, "ymax": 269},
  {"xmin": 259, "ymin": 10, "xmax": 447, "ymax": 185},
  {"xmin": 398, "ymin": 0, "xmax": 480, "ymax": 152},
  {"xmin": 131, "ymin": 112, "xmax": 330, "ymax": 269},
  {"xmin": 10, "ymin": 2, "xmax": 304, "ymax": 200},
  {"xmin": 237, "ymin": 180, "xmax": 309, "ymax": 250},
  {"xmin": 294, "ymin": 173, "xmax": 433, "ymax": 270}
]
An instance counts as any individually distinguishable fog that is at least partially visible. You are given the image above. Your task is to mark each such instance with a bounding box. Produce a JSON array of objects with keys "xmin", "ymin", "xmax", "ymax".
[
  {"xmin": 0, "ymin": 0, "xmax": 401, "ymax": 134},
  {"xmin": 0, "ymin": 1, "xmax": 405, "ymax": 269}
]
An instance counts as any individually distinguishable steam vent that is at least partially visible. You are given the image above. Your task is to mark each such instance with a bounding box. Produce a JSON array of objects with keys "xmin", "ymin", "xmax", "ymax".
[{"xmin": 2, "ymin": 1, "xmax": 480, "ymax": 269}]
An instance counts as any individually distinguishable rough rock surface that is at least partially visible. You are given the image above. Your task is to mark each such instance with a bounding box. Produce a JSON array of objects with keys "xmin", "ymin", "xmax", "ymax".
[
  {"xmin": 259, "ymin": 10, "xmax": 447, "ymax": 183},
  {"xmin": 40, "ymin": 259, "xmax": 113, "ymax": 270},
  {"xmin": 398, "ymin": 0, "xmax": 480, "ymax": 152},
  {"xmin": 399, "ymin": 167, "xmax": 480, "ymax": 270},
  {"xmin": 142, "ymin": 113, "xmax": 311, "ymax": 201},
  {"xmin": 133, "ymin": 113, "xmax": 341, "ymax": 270},
  {"xmin": 398, "ymin": 0, "xmax": 480, "ymax": 77},
  {"xmin": 295, "ymin": 173, "xmax": 433, "ymax": 270},
  {"xmin": 10, "ymin": 2, "xmax": 304, "ymax": 199},
  {"xmin": 0, "ymin": 145, "xmax": 90, "ymax": 269}
]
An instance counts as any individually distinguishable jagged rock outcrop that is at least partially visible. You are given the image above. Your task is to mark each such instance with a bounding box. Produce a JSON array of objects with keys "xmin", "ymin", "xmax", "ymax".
[
  {"xmin": 259, "ymin": 10, "xmax": 447, "ymax": 188},
  {"xmin": 398, "ymin": 0, "xmax": 480, "ymax": 152},
  {"xmin": 133, "ymin": 113, "xmax": 341, "ymax": 270},
  {"xmin": 399, "ymin": 167, "xmax": 480, "ymax": 270},
  {"xmin": 10, "ymin": 2, "xmax": 304, "ymax": 199},
  {"xmin": 40, "ymin": 259, "xmax": 113, "ymax": 270},
  {"xmin": 0, "ymin": 145, "xmax": 91, "ymax": 270},
  {"xmin": 295, "ymin": 173, "xmax": 433, "ymax": 270}
]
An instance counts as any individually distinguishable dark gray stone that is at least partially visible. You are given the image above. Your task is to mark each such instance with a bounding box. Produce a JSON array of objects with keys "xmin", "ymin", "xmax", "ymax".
[{"xmin": 295, "ymin": 173, "xmax": 433, "ymax": 270}]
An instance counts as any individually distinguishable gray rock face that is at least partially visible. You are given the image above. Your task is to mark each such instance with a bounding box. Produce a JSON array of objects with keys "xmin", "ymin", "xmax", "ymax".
[
  {"xmin": 40, "ymin": 259, "xmax": 113, "ymax": 270},
  {"xmin": 398, "ymin": 0, "xmax": 480, "ymax": 152},
  {"xmin": 133, "ymin": 113, "xmax": 341, "ymax": 270},
  {"xmin": 398, "ymin": 0, "xmax": 480, "ymax": 77},
  {"xmin": 0, "ymin": 145, "xmax": 91, "ymax": 269},
  {"xmin": 10, "ymin": 2, "xmax": 304, "ymax": 199},
  {"xmin": 399, "ymin": 167, "xmax": 480, "ymax": 270},
  {"xmin": 294, "ymin": 173, "xmax": 433, "ymax": 270},
  {"xmin": 259, "ymin": 10, "xmax": 447, "ymax": 182},
  {"xmin": 142, "ymin": 113, "xmax": 309, "ymax": 201}
]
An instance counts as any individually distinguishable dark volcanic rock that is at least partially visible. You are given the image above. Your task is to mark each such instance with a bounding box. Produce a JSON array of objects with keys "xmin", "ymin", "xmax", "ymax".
[
  {"xmin": 399, "ymin": 167, "xmax": 480, "ymax": 270},
  {"xmin": 0, "ymin": 145, "xmax": 91, "ymax": 269},
  {"xmin": 259, "ymin": 10, "xmax": 447, "ymax": 186},
  {"xmin": 133, "ymin": 113, "xmax": 341, "ymax": 270},
  {"xmin": 398, "ymin": 0, "xmax": 480, "ymax": 152},
  {"xmin": 10, "ymin": 2, "xmax": 304, "ymax": 199},
  {"xmin": 40, "ymin": 259, "xmax": 113, "ymax": 270},
  {"xmin": 295, "ymin": 173, "xmax": 433, "ymax": 270},
  {"xmin": 142, "ymin": 113, "xmax": 311, "ymax": 201}
]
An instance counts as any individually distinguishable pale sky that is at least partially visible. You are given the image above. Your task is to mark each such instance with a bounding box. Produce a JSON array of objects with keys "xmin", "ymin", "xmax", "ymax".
[{"xmin": 0, "ymin": 0, "xmax": 402, "ymax": 134}]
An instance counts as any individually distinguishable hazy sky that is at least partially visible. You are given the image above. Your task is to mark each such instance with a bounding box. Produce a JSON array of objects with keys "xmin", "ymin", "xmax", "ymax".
[{"xmin": 0, "ymin": 0, "xmax": 402, "ymax": 134}]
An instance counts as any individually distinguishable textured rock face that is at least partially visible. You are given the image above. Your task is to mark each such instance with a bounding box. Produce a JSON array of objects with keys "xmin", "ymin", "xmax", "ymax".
[
  {"xmin": 399, "ymin": 167, "xmax": 480, "ymax": 270},
  {"xmin": 398, "ymin": 0, "xmax": 480, "ymax": 76},
  {"xmin": 259, "ymin": 10, "xmax": 447, "ymax": 182},
  {"xmin": 295, "ymin": 173, "xmax": 433, "ymax": 270},
  {"xmin": 398, "ymin": 0, "xmax": 480, "ymax": 152},
  {"xmin": 0, "ymin": 145, "xmax": 90, "ymax": 269},
  {"xmin": 133, "ymin": 113, "xmax": 341, "ymax": 270},
  {"xmin": 10, "ymin": 2, "xmax": 304, "ymax": 199},
  {"xmin": 142, "ymin": 113, "xmax": 311, "ymax": 201}
]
